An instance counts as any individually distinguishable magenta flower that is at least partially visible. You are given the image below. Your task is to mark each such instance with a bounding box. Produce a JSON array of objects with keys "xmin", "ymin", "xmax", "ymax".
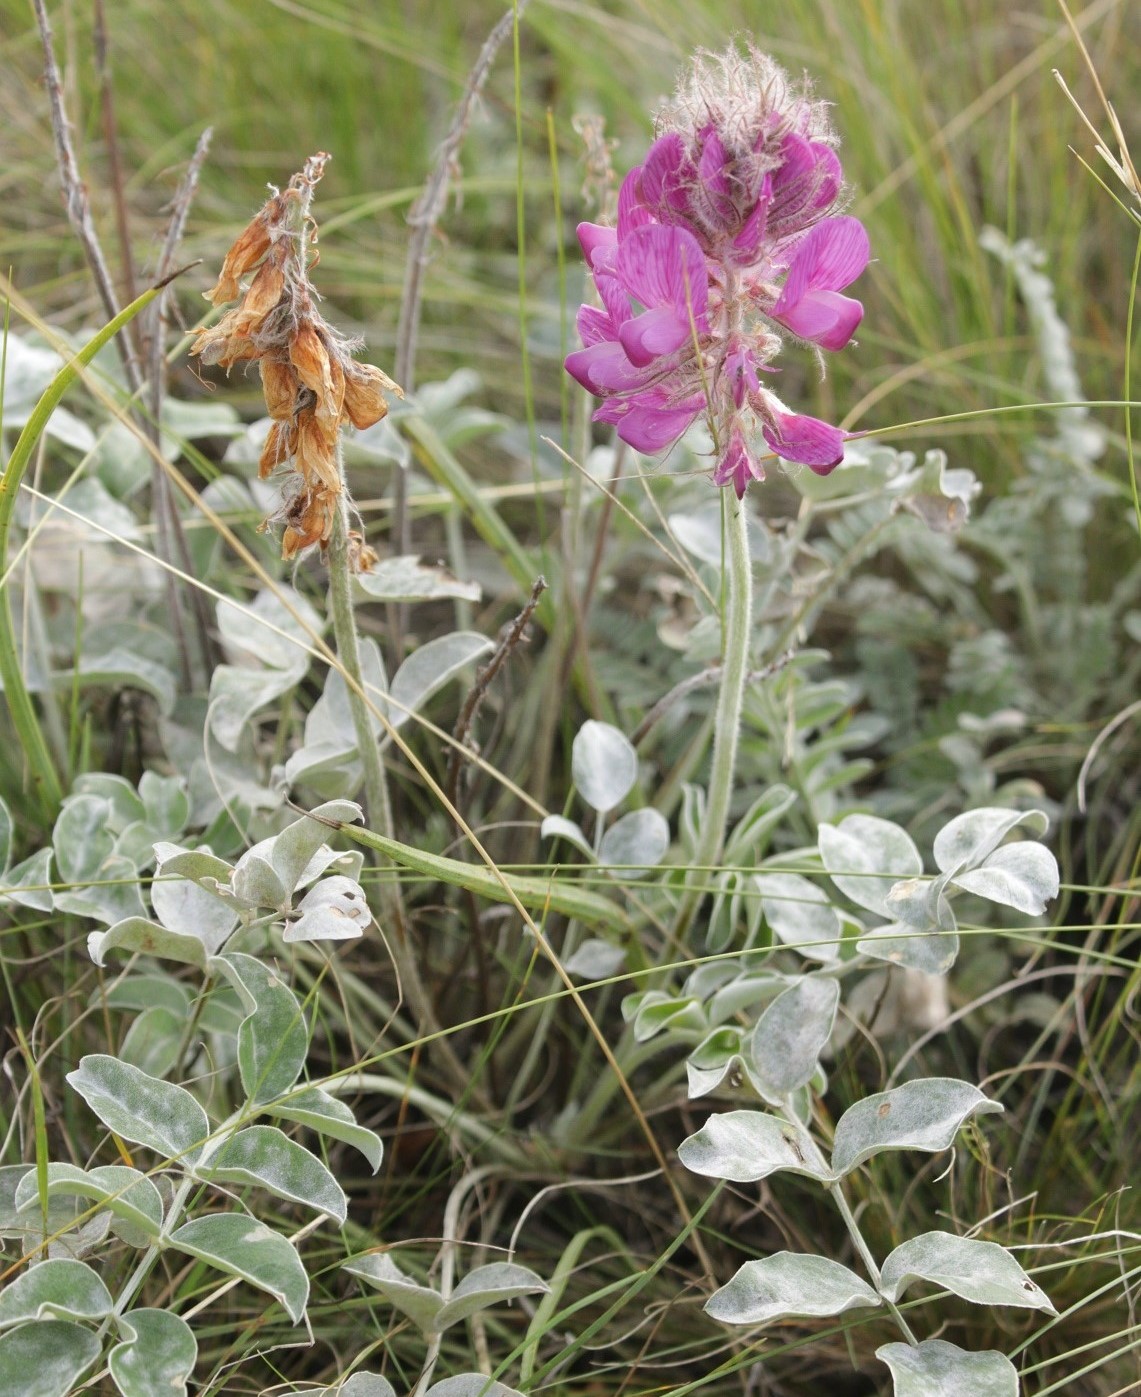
[{"xmin": 565, "ymin": 44, "xmax": 870, "ymax": 497}]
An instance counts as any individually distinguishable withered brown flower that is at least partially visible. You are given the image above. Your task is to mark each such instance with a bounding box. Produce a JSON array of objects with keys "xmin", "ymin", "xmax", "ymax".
[{"xmin": 190, "ymin": 152, "xmax": 400, "ymax": 562}]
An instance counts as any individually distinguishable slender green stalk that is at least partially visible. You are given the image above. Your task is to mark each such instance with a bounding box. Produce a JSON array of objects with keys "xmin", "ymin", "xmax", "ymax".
[
  {"xmin": 0, "ymin": 284, "xmax": 159, "ymax": 821},
  {"xmin": 673, "ymin": 493, "xmax": 753, "ymax": 939},
  {"xmin": 828, "ymin": 1179, "xmax": 919, "ymax": 1345}
]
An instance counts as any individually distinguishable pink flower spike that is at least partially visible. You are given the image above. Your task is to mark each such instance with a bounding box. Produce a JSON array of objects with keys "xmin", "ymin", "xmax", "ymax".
[
  {"xmin": 761, "ymin": 408, "xmax": 845, "ymax": 472},
  {"xmin": 772, "ymin": 216, "xmax": 870, "ymax": 350}
]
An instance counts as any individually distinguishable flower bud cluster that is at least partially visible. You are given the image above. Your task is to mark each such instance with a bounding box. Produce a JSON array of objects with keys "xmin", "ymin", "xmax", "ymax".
[
  {"xmin": 191, "ymin": 153, "xmax": 399, "ymax": 560},
  {"xmin": 565, "ymin": 44, "xmax": 870, "ymax": 497}
]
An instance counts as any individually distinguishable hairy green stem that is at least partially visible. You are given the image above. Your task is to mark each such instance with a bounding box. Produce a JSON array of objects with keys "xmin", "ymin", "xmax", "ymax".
[
  {"xmin": 828, "ymin": 1178, "xmax": 920, "ymax": 1345},
  {"xmin": 673, "ymin": 494, "xmax": 753, "ymax": 939}
]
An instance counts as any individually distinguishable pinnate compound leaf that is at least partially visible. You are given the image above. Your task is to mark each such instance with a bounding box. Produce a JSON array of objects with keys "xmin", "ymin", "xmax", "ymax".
[
  {"xmin": 168, "ymin": 1216, "xmax": 308, "ymax": 1323},
  {"xmin": 66, "ymin": 1055, "xmax": 209, "ymax": 1164},
  {"xmin": 342, "ymin": 1254, "xmax": 442, "ymax": 1331},
  {"xmin": 876, "ymin": 1338, "xmax": 1019, "ymax": 1397},
  {"xmin": 0, "ymin": 847, "xmax": 54, "ymax": 912},
  {"xmin": 0, "ymin": 1320, "xmax": 100, "ymax": 1397},
  {"xmin": 879, "ymin": 1232, "xmax": 1055, "ymax": 1312},
  {"xmin": 0, "ymin": 1259, "xmax": 112, "ymax": 1328},
  {"xmin": 598, "ymin": 808, "xmax": 670, "ymax": 875},
  {"xmin": 214, "ymin": 953, "xmax": 308, "ymax": 1104},
  {"xmin": 932, "ymin": 807, "xmax": 1048, "ymax": 876},
  {"xmin": 109, "ymin": 1308, "xmax": 197, "ymax": 1397},
  {"xmin": 431, "ymin": 1264, "xmax": 549, "ymax": 1333},
  {"xmin": 754, "ymin": 872, "xmax": 842, "ymax": 961},
  {"xmin": 425, "ymin": 1380, "xmax": 526, "ymax": 1397},
  {"xmin": 818, "ymin": 815, "xmax": 922, "ymax": 917},
  {"xmin": 678, "ymin": 1110, "xmax": 833, "ymax": 1184},
  {"xmin": 201, "ymin": 1125, "xmax": 347, "ymax": 1222},
  {"xmin": 950, "ymin": 842, "xmax": 1059, "ymax": 915},
  {"xmin": 831, "ymin": 1079, "xmax": 1003, "ymax": 1177},
  {"xmin": 266, "ymin": 1087, "xmax": 382, "ymax": 1172},
  {"xmin": 572, "ymin": 720, "xmax": 637, "ymax": 814},
  {"xmin": 705, "ymin": 1252, "xmax": 881, "ymax": 1326},
  {"xmin": 745, "ymin": 977, "xmax": 839, "ymax": 1102}
]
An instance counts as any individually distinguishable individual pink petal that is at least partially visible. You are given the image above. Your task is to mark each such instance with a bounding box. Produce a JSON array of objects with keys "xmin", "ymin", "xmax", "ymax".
[
  {"xmin": 773, "ymin": 288, "xmax": 864, "ymax": 350},
  {"xmin": 730, "ymin": 174, "xmax": 771, "ymax": 260},
  {"xmin": 565, "ymin": 340, "xmax": 649, "ymax": 395},
  {"xmin": 639, "ymin": 133, "xmax": 690, "ymax": 217},
  {"xmin": 608, "ymin": 396, "xmax": 704, "ymax": 453},
  {"xmin": 776, "ymin": 217, "xmax": 870, "ymax": 304},
  {"xmin": 712, "ymin": 426, "xmax": 763, "ymax": 498},
  {"xmin": 616, "ymin": 225, "xmax": 709, "ymax": 325},
  {"xmin": 761, "ymin": 409, "xmax": 845, "ymax": 472},
  {"xmin": 618, "ymin": 304, "xmax": 694, "ymax": 366},
  {"xmin": 617, "ymin": 168, "xmax": 656, "ymax": 240},
  {"xmin": 575, "ymin": 304, "xmax": 614, "ymax": 348},
  {"xmin": 723, "ymin": 342, "xmax": 761, "ymax": 409},
  {"xmin": 577, "ymin": 222, "xmax": 616, "ymax": 269}
]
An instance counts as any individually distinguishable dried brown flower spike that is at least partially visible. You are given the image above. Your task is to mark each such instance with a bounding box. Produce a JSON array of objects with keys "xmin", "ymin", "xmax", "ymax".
[{"xmin": 190, "ymin": 152, "xmax": 401, "ymax": 562}]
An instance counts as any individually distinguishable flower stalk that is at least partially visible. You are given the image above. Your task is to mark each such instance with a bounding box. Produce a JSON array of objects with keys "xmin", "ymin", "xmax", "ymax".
[{"xmin": 673, "ymin": 493, "xmax": 752, "ymax": 938}]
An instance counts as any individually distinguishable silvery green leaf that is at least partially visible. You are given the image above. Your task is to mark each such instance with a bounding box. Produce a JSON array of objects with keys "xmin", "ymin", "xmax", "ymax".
[
  {"xmin": 118, "ymin": 1006, "xmax": 184, "ymax": 1077},
  {"xmin": 101, "ymin": 974, "xmax": 191, "ymax": 1016},
  {"xmin": 831, "ymin": 1079, "xmax": 1003, "ymax": 1178},
  {"xmin": 342, "ymin": 1254, "xmax": 442, "ymax": 1331},
  {"xmin": 431, "ymin": 1263, "xmax": 549, "ymax": 1333},
  {"xmin": 88, "ymin": 917, "xmax": 209, "ymax": 972},
  {"xmin": 138, "ymin": 772, "xmax": 189, "ymax": 837},
  {"xmin": 889, "ymin": 448, "xmax": 980, "ymax": 532},
  {"xmin": 572, "ymin": 720, "xmax": 637, "ymax": 814},
  {"xmin": 819, "ymin": 816, "xmax": 923, "ymax": 918},
  {"xmin": 153, "ymin": 844, "xmax": 234, "ymax": 888},
  {"xmin": 284, "ymin": 876, "xmax": 370, "ymax": 943},
  {"xmin": 265, "ymin": 1087, "xmax": 382, "ymax": 1172},
  {"xmin": 216, "ymin": 587, "xmax": 321, "ymax": 674},
  {"xmin": 563, "ymin": 939, "xmax": 626, "ymax": 982},
  {"xmin": 265, "ymin": 800, "xmax": 363, "ymax": 898},
  {"xmin": 0, "ymin": 795, "xmax": 11, "ymax": 875},
  {"xmin": 53, "ymin": 852, "xmax": 147, "ymax": 927},
  {"xmin": 208, "ymin": 666, "xmax": 301, "ymax": 753},
  {"xmin": 667, "ymin": 502, "xmax": 768, "ymax": 567},
  {"xmin": 300, "ymin": 640, "xmax": 388, "ymax": 752},
  {"xmin": 168, "ymin": 1216, "xmax": 308, "ymax": 1324},
  {"xmin": 201, "ymin": 1125, "xmax": 347, "ymax": 1222},
  {"xmin": 678, "ymin": 1110, "xmax": 833, "ymax": 1184},
  {"xmin": 598, "ymin": 808, "xmax": 669, "ymax": 876},
  {"xmin": 932, "ymin": 808, "xmax": 1049, "ymax": 876},
  {"xmin": 13, "ymin": 1164, "xmax": 163, "ymax": 1244},
  {"xmin": 109, "ymin": 1308, "xmax": 197, "ymax": 1397},
  {"xmin": 388, "ymin": 632, "xmax": 494, "ymax": 732},
  {"xmin": 0, "ymin": 1168, "xmax": 32, "ymax": 1234},
  {"xmin": 53, "ymin": 794, "xmax": 114, "ymax": 884},
  {"xmin": 2, "ymin": 335, "xmax": 65, "ymax": 408},
  {"xmin": 745, "ymin": 978, "xmax": 840, "ymax": 1103},
  {"xmin": 66, "ymin": 1055, "xmax": 209, "ymax": 1165},
  {"xmin": 60, "ymin": 647, "xmax": 177, "ymax": 715},
  {"xmin": 876, "ymin": 1339, "xmax": 1019, "ymax": 1397},
  {"xmin": 754, "ymin": 872, "xmax": 842, "ymax": 962},
  {"xmin": 539, "ymin": 816, "xmax": 595, "ymax": 862},
  {"xmin": 230, "ymin": 848, "xmax": 287, "ymax": 910},
  {"xmin": 316, "ymin": 1376, "xmax": 397, "ymax": 1397},
  {"xmin": 880, "ymin": 1231, "xmax": 1054, "ymax": 1312},
  {"xmin": 856, "ymin": 922, "xmax": 960, "ymax": 975},
  {"xmin": 708, "ymin": 969, "xmax": 785, "ymax": 1025},
  {"xmin": 0, "ymin": 1259, "xmax": 112, "ymax": 1328},
  {"xmin": 213, "ymin": 953, "xmax": 308, "ymax": 1104},
  {"xmin": 627, "ymin": 991, "xmax": 705, "ymax": 1043},
  {"xmin": 705, "ymin": 1253, "xmax": 880, "ymax": 1326},
  {"xmin": 151, "ymin": 875, "xmax": 239, "ymax": 956},
  {"xmin": 425, "ymin": 1379, "xmax": 526, "ymax": 1397},
  {"xmin": 355, "ymin": 555, "xmax": 481, "ymax": 604},
  {"xmin": 0, "ymin": 1320, "xmax": 100, "ymax": 1397},
  {"xmin": 951, "ymin": 842, "xmax": 1059, "ymax": 915},
  {"xmin": 160, "ymin": 395, "xmax": 242, "ymax": 456},
  {"xmin": 72, "ymin": 774, "xmax": 147, "ymax": 830},
  {"xmin": 724, "ymin": 786, "xmax": 798, "ymax": 864},
  {"xmin": 46, "ymin": 1207, "xmax": 113, "ymax": 1262},
  {"xmin": 1, "ymin": 848, "xmax": 54, "ymax": 912}
]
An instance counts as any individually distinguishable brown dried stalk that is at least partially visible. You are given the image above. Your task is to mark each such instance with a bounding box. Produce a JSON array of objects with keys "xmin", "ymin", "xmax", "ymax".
[{"xmin": 191, "ymin": 153, "xmax": 400, "ymax": 561}]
